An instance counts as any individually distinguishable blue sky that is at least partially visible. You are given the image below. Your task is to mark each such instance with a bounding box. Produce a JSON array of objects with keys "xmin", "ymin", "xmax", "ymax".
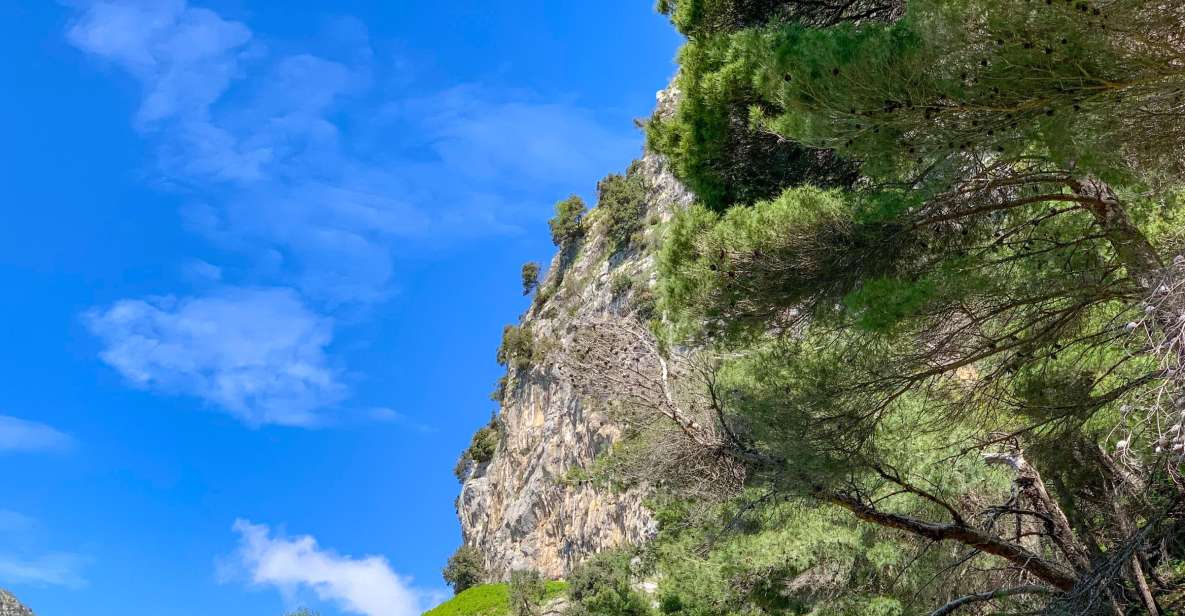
[{"xmin": 0, "ymin": 2, "xmax": 680, "ymax": 614}]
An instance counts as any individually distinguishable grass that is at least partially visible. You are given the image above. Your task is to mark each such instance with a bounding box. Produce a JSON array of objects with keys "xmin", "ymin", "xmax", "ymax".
[{"xmin": 423, "ymin": 582, "xmax": 568, "ymax": 616}]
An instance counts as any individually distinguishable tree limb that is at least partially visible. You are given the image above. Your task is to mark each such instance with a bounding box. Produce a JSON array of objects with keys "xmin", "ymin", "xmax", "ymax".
[{"xmin": 926, "ymin": 585, "xmax": 1056, "ymax": 616}]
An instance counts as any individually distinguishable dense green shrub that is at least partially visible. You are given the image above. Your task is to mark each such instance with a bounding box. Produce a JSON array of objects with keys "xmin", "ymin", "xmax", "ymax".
[
  {"xmin": 469, "ymin": 423, "xmax": 499, "ymax": 465},
  {"xmin": 595, "ymin": 168, "xmax": 649, "ymax": 254},
  {"xmin": 609, "ymin": 272, "xmax": 635, "ymax": 299},
  {"xmin": 563, "ymin": 551, "xmax": 651, "ymax": 616},
  {"xmin": 657, "ymin": 0, "xmax": 902, "ymax": 36},
  {"xmin": 521, "ymin": 262, "xmax": 541, "ymax": 296},
  {"xmin": 455, "ymin": 419, "xmax": 501, "ymax": 481},
  {"xmin": 646, "ymin": 0, "xmax": 904, "ymax": 213},
  {"xmin": 549, "ymin": 196, "xmax": 587, "ymax": 247},
  {"xmin": 646, "ymin": 39, "xmax": 858, "ymax": 213},
  {"xmin": 496, "ymin": 325, "xmax": 535, "ymax": 370},
  {"xmin": 443, "ymin": 545, "xmax": 487, "ymax": 594}
]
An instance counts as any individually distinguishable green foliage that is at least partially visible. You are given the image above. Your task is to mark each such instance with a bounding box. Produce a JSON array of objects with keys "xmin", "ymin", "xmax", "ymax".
[
  {"xmin": 424, "ymin": 581, "xmax": 567, "ymax": 616},
  {"xmin": 455, "ymin": 420, "xmax": 501, "ymax": 481},
  {"xmin": 647, "ymin": 495, "xmax": 918, "ymax": 616},
  {"xmin": 728, "ymin": 1, "xmax": 1185, "ymax": 188},
  {"xmin": 595, "ymin": 167, "xmax": 648, "ymax": 254},
  {"xmin": 658, "ymin": 186, "xmax": 916, "ymax": 340},
  {"xmin": 490, "ymin": 374, "xmax": 509, "ymax": 403},
  {"xmin": 550, "ymin": 196, "xmax": 587, "ymax": 247},
  {"xmin": 647, "ymin": 37, "xmax": 858, "ymax": 213},
  {"xmin": 842, "ymin": 276, "xmax": 936, "ymax": 333},
  {"xmin": 637, "ymin": 2, "xmax": 1185, "ymax": 613},
  {"xmin": 508, "ymin": 570, "xmax": 546, "ymax": 616},
  {"xmin": 564, "ymin": 551, "xmax": 651, "ymax": 616},
  {"xmin": 425, "ymin": 583, "xmax": 509, "ymax": 616},
  {"xmin": 648, "ymin": 0, "xmax": 903, "ymax": 212},
  {"xmin": 658, "ymin": 0, "xmax": 902, "ymax": 37},
  {"xmin": 283, "ymin": 609, "xmax": 319, "ymax": 616},
  {"xmin": 534, "ymin": 280, "xmax": 558, "ymax": 308},
  {"xmin": 521, "ymin": 262, "xmax": 541, "ymax": 296},
  {"xmin": 609, "ymin": 272, "xmax": 635, "ymax": 299},
  {"xmin": 496, "ymin": 325, "xmax": 535, "ymax": 370},
  {"xmin": 470, "ymin": 424, "xmax": 499, "ymax": 464},
  {"xmin": 443, "ymin": 546, "xmax": 487, "ymax": 595}
]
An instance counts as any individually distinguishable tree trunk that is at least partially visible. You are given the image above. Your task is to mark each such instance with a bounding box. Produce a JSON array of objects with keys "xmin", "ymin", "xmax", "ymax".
[
  {"xmin": 827, "ymin": 492, "xmax": 1078, "ymax": 591},
  {"xmin": 983, "ymin": 452, "xmax": 1092, "ymax": 572},
  {"xmin": 1069, "ymin": 177, "xmax": 1164, "ymax": 292}
]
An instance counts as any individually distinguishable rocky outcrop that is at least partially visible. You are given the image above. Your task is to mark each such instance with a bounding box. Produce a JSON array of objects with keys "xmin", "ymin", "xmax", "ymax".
[
  {"xmin": 0, "ymin": 590, "xmax": 34, "ymax": 616},
  {"xmin": 456, "ymin": 93, "xmax": 693, "ymax": 580}
]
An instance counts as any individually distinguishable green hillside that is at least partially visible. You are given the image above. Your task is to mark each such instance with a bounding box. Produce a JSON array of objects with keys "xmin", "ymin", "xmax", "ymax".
[{"xmin": 424, "ymin": 582, "xmax": 567, "ymax": 616}]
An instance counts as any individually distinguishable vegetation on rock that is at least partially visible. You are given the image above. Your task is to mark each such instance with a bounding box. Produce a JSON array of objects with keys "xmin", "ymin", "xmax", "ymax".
[
  {"xmin": 595, "ymin": 166, "xmax": 649, "ymax": 255},
  {"xmin": 457, "ymin": 2, "xmax": 1185, "ymax": 614},
  {"xmin": 521, "ymin": 262, "xmax": 541, "ymax": 296},
  {"xmin": 561, "ymin": 551, "xmax": 650, "ymax": 616},
  {"xmin": 496, "ymin": 325, "xmax": 536, "ymax": 371},
  {"xmin": 538, "ymin": 0, "xmax": 1185, "ymax": 614},
  {"xmin": 443, "ymin": 545, "xmax": 488, "ymax": 595},
  {"xmin": 549, "ymin": 196, "xmax": 588, "ymax": 248},
  {"xmin": 454, "ymin": 419, "xmax": 501, "ymax": 481}
]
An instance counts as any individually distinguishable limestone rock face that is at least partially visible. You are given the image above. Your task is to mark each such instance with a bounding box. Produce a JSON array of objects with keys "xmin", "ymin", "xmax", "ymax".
[
  {"xmin": 456, "ymin": 126, "xmax": 694, "ymax": 580},
  {"xmin": 0, "ymin": 590, "xmax": 34, "ymax": 616}
]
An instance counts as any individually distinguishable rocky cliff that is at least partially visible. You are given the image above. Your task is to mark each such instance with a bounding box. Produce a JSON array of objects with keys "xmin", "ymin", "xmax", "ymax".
[
  {"xmin": 455, "ymin": 91, "xmax": 691, "ymax": 580},
  {"xmin": 0, "ymin": 590, "xmax": 34, "ymax": 616}
]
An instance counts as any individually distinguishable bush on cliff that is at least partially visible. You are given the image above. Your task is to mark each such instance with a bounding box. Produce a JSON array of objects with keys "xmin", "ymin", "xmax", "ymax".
[{"xmin": 443, "ymin": 545, "xmax": 486, "ymax": 594}]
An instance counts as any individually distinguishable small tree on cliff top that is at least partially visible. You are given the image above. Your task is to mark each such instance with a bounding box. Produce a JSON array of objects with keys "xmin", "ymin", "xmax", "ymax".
[
  {"xmin": 549, "ymin": 196, "xmax": 587, "ymax": 248},
  {"xmin": 521, "ymin": 262, "xmax": 540, "ymax": 296}
]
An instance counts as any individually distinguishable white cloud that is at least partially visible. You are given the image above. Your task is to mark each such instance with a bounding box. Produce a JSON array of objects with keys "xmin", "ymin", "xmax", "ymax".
[
  {"xmin": 230, "ymin": 519, "xmax": 424, "ymax": 616},
  {"xmin": 68, "ymin": 1, "xmax": 641, "ymax": 422},
  {"xmin": 67, "ymin": 0, "xmax": 639, "ymax": 305},
  {"xmin": 66, "ymin": 0, "xmax": 253, "ymax": 126},
  {"xmin": 0, "ymin": 416, "xmax": 73, "ymax": 454},
  {"xmin": 0, "ymin": 511, "xmax": 88, "ymax": 589},
  {"xmin": 404, "ymin": 85, "xmax": 640, "ymax": 188},
  {"xmin": 0, "ymin": 552, "xmax": 89, "ymax": 589},
  {"xmin": 84, "ymin": 287, "xmax": 343, "ymax": 426}
]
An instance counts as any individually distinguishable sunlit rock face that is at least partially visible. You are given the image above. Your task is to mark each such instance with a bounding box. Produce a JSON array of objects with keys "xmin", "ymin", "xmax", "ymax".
[
  {"xmin": 456, "ymin": 92, "xmax": 693, "ymax": 580},
  {"xmin": 0, "ymin": 590, "xmax": 35, "ymax": 616}
]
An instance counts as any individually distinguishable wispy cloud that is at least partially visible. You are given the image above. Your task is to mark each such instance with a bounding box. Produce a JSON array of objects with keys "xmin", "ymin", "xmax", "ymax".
[
  {"xmin": 402, "ymin": 84, "xmax": 639, "ymax": 188},
  {"xmin": 67, "ymin": 0, "xmax": 640, "ymax": 424},
  {"xmin": 0, "ymin": 552, "xmax": 89, "ymax": 589},
  {"xmin": 84, "ymin": 288, "xmax": 343, "ymax": 426},
  {"xmin": 0, "ymin": 512, "xmax": 36, "ymax": 534},
  {"xmin": 229, "ymin": 519, "xmax": 427, "ymax": 616},
  {"xmin": 0, "ymin": 416, "xmax": 73, "ymax": 454},
  {"xmin": 0, "ymin": 511, "xmax": 88, "ymax": 589}
]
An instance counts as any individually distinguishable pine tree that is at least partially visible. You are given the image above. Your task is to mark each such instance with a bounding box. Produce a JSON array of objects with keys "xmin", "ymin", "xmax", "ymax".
[{"xmin": 635, "ymin": 0, "xmax": 1185, "ymax": 613}]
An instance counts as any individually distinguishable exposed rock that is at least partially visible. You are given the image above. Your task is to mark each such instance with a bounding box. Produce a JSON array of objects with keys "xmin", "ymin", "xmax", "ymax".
[
  {"xmin": 0, "ymin": 590, "xmax": 34, "ymax": 616},
  {"xmin": 456, "ymin": 111, "xmax": 694, "ymax": 579},
  {"xmin": 540, "ymin": 595, "xmax": 570, "ymax": 616}
]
